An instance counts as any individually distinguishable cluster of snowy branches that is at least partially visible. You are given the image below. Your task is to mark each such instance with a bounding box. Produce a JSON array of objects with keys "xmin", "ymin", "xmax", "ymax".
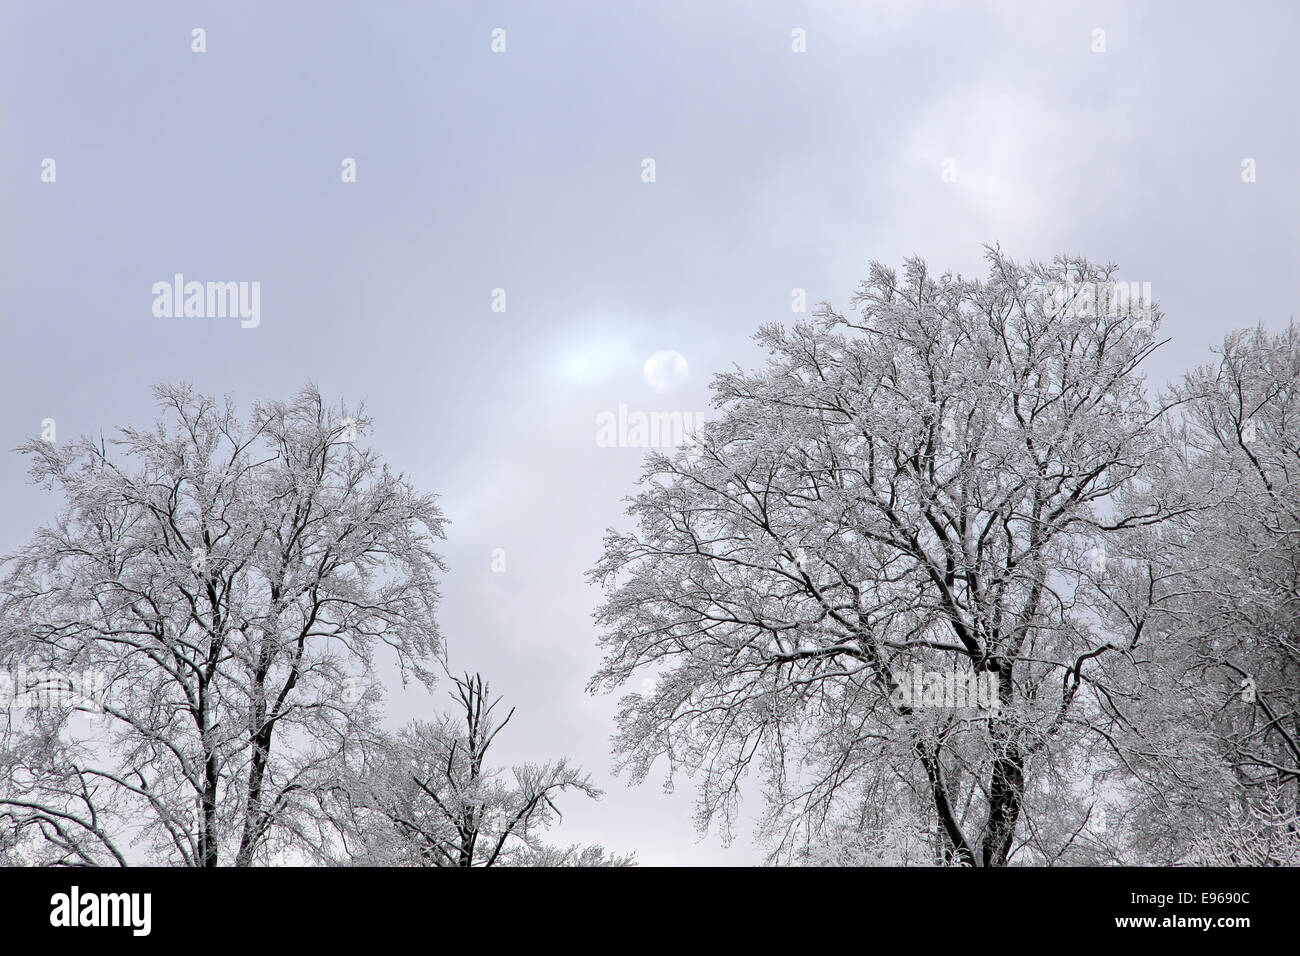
[{"xmin": 589, "ymin": 247, "xmax": 1300, "ymax": 866}]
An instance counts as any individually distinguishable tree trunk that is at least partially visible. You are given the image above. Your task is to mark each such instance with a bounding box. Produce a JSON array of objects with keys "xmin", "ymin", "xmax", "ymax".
[{"xmin": 981, "ymin": 749, "xmax": 1024, "ymax": 866}]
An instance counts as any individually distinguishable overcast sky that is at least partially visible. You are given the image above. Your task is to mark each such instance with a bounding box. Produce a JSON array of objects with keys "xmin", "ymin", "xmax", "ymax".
[{"xmin": 2, "ymin": 0, "xmax": 1298, "ymax": 864}]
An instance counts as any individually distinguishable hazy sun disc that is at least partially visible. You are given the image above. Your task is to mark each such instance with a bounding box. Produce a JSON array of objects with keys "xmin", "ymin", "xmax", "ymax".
[{"xmin": 643, "ymin": 350, "xmax": 689, "ymax": 393}]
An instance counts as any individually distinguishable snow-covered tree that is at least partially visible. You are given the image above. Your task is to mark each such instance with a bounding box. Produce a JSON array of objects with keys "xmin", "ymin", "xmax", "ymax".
[
  {"xmin": 322, "ymin": 671, "xmax": 633, "ymax": 867},
  {"xmin": 1185, "ymin": 787, "xmax": 1300, "ymax": 866},
  {"xmin": 1112, "ymin": 324, "xmax": 1300, "ymax": 862},
  {"xmin": 589, "ymin": 248, "xmax": 1174, "ymax": 865},
  {"xmin": 0, "ymin": 383, "xmax": 445, "ymax": 865}
]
